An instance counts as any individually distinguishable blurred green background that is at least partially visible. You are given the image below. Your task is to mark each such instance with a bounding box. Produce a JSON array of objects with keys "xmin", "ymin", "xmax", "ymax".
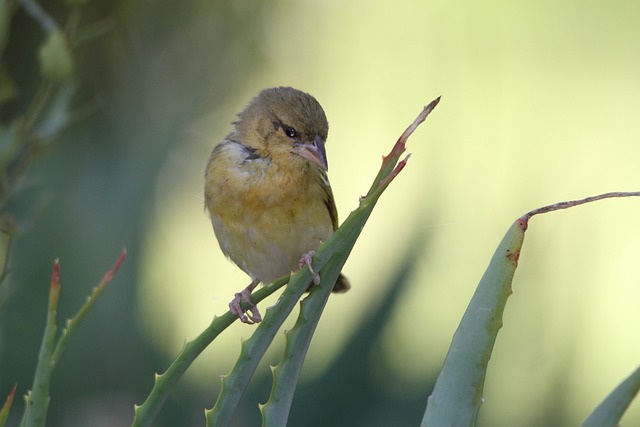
[{"xmin": 2, "ymin": 0, "xmax": 640, "ymax": 426}]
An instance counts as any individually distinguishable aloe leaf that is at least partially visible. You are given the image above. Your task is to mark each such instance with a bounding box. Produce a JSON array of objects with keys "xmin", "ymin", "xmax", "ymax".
[
  {"xmin": 0, "ymin": 384, "xmax": 17, "ymax": 427},
  {"xmin": 581, "ymin": 365, "xmax": 640, "ymax": 427},
  {"xmin": 132, "ymin": 276, "xmax": 289, "ymax": 427},
  {"xmin": 204, "ymin": 265, "xmax": 318, "ymax": 426},
  {"xmin": 21, "ymin": 252, "xmax": 125, "ymax": 427},
  {"xmin": 421, "ymin": 218, "xmax": 527, "ymax": 427},
  {"xmin": 21, "ymin": 260, "xmax": 61, "ymax": 427},
  {"xmin": 257, "ymin": 99, "xmax": 440, "ymax": 427},
  {"xmin": 51, "ymin": 250, "xmax": 126, "ymax": 366},
  {"xmin": 422, "ymin": 191, "xmax": 640, "ymax": 427},
  {"xmin": 259, "ymin": 214, "xmax": 365, "ymax": 426}
]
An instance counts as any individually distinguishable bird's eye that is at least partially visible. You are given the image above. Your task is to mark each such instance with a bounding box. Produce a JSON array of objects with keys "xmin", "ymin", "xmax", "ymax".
[{"xmin": 283, "ymin": 126, "xmax": 298, "ymax": 139}]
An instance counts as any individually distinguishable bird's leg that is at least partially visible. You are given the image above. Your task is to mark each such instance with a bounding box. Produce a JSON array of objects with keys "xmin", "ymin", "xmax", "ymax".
[
  {"xmin": 229, "ymin": 278, "xmax": 262, "ymax": 324},
  {"xmin": 298, "ymin": 251, "xmax": 321, "ymax": 285}
]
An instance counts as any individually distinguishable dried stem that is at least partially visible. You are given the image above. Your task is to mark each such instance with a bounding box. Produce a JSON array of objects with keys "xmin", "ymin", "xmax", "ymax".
[{"xmin": 522, "ymin": 191, "xmax": 640, "ymax": 222}]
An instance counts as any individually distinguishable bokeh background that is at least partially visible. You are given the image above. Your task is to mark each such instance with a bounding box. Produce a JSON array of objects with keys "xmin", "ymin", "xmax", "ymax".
[{"xmin": 2, "ymin": 0, "xmax": 640, "ymax": 426}]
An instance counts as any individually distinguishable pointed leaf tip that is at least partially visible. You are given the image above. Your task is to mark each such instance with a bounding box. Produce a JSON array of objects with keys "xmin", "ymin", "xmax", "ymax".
[
  {"xmin": 51, "ymin": 259, "xmax": 60, "ymax": 288},
  {"xmin": 1, "ymin": 384, "xmax": 17, "ymax": 418},
  {"xmin": 102, "ymin": 250, "xmax": 127, "ymax": 282},
  {"xmin": 51, "ymin": 258, "xmax": 60, "ymax": 282}
]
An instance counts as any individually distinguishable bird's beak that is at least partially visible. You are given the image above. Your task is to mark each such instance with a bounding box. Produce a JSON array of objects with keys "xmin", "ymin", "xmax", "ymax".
[{"xmin": 295, "ymin": 135, "xmax": 328, "ymax": 171}]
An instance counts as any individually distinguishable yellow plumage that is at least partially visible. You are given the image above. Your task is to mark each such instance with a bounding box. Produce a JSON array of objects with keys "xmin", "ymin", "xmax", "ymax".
[{"xmin": 205, "ymin": 87, "xmax": 349, "ymax": 323}]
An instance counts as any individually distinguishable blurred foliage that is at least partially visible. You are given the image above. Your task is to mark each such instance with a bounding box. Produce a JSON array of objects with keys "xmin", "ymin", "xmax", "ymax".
[{"xmin": 0, "ymin": 0, "xmax": 270, "ymax": 425}]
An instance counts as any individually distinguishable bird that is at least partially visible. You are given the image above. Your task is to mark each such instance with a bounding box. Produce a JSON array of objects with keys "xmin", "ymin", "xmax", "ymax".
[{"xmin": 205, "ymin": 87, "xmax": 350, "ymax": 324}]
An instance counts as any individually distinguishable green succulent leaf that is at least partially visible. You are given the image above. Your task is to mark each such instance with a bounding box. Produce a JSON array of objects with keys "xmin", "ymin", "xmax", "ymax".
[
  {"xmin": 422, "ymin": 218, "xmax": 527, "ymax": 427},
  {"xmin": 581, "ymin": 365, "xmax": 640, "ymax": 427}
]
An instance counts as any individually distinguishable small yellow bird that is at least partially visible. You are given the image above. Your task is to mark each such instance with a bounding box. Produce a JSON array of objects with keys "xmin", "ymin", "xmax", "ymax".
[{"xmin": 205, "ymin": 87, "xmax": 350, "ymax": 324}]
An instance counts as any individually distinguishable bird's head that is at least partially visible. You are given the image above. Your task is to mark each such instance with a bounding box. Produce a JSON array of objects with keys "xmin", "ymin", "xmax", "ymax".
[{"xmin": 233, "ymin": 87, "xmax": 330, "ymax": 171}]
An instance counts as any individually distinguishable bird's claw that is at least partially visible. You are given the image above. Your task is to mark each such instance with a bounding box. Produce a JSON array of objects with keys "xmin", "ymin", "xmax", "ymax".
[
  {"xmin": 298, "ymin": 251, "xmax": 320, "ymax": 285},
  {"xmin": 229, "ymin": 286, "xmax": 262, "ymax": 324}
]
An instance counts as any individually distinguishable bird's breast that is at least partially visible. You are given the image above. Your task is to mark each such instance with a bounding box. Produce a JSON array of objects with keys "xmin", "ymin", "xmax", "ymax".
[{"xmin": 205, "ymin": 145, "xmax": 333, "ymax": 283}]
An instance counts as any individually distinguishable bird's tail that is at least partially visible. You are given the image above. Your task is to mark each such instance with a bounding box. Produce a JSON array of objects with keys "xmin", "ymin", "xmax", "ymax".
[{"xmin": 331, "ymin": 273, "xmax": 351, "ymax": 293}]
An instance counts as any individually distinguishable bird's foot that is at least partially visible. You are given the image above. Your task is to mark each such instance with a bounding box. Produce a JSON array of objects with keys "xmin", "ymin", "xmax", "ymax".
[
  {"xmin": 229, "ymin": 279, "xmax": 262, "ymax": 324},
  {"xmin": 298, "ymin": 251, "xmax": 320, "ymax": 285}
]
